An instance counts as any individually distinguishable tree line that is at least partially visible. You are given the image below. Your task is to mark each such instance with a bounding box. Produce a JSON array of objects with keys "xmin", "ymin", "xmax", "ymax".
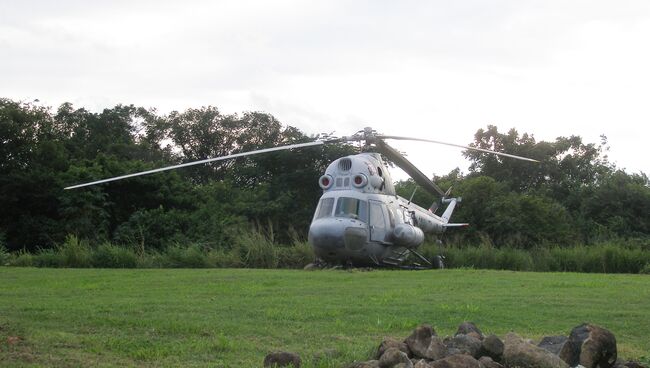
[{"xmin": 1, "ymin": 98, "xmax": 648, "ymax": 254}]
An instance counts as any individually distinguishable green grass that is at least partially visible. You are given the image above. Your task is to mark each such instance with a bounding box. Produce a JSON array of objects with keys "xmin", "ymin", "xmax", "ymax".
[{"xmin": 1, "ymin": 268, "xmax": 649, "ymax": 367}]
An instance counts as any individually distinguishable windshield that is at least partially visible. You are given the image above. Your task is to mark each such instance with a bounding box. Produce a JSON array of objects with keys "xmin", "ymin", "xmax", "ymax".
[
  {"xmin": 335, "ymin": 197, "xmax": 368, "ymax": 222},
  {"xmin": 314, "ymin": 198, "xmax": 334, "ymax": 219}
]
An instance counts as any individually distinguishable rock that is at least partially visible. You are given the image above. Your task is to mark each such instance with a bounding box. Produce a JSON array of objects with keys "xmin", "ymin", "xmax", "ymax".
[
  {"xmin": 404, "ymin": 325, "xmax": 447, "ymax": 360},
  {"xmin": 559, "ymin": 323, "xmax": 617, "ymax": 368},
  {"xmin": 479, "ymin": 334, "xmax": 504, "ymax": 362},
  {"xmin": 445, "ymin": 334, "xmax": 482, "ymax": 358},
  {"xmin": 479, "ymin": 356, "xmax": 505, "ymax": 368},
  {"xmin": 538, "ymin": 336, "xmax": 568, "ymax": 356},
  {"xmin": 503, "ymin": 332, "xmax": 569, "ymax": 368},
  {"xmin": 303, "ymin": 263, "xmax": 319, "ymax": 270},
  {"xmin": 377, "ymin": 337, "xmax": 411, "ymax": 359},
  {"xmin": 456, "ymin": 322, "xmax": 484, "ymax": 340},
  {"xmin": 430, "ymin": 354, "xmax": 481, "ymax": 368},
  {"xmin": 395, "ymin": 364, "xmax": 415, "ymax": 368},
  {"xmin": 467, "ymin": 332, "xmax": 483, "ymax": 341},
  {"xmin": 263, "ymin": 351, "xmax": 301, "ymax": 367},
  {"xmin": 379, "ymin": 347, "xmax": 413, "ymax": 368},
  {"xmin": 624, "ymin": 362, "xmax": 648, "ymax": 368},
  {"xmin": 6, "ymin": 336, "xmax": 22, "ymax": 345},
  {"xmin": 413, "ymin": 359, "xmax": 432, "ymax": 368}
]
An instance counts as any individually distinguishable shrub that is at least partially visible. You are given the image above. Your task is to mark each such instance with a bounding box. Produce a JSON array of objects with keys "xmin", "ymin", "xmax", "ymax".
[
  {"xmin": 0, "ymin": 244, "xmax": 10, "ymax": 266},
  {"xmin": 92, "ymin": 243, "xmax": 138, "ymax": 268},
  {"xmin": 33, "ymin": 248, "xmax": 63, "ymax": 267},
  {"xmin": 436, "ymin": 241, "xmax": 650, "ymax": 274},
  {"xmin": 206, "ymin": 248, "xmax": 241, "ymax": 268},
  {"xmin": 235, "ymin": 228, "xmax": 278, "ymax": 269},
  {"xmin": 277, "ymin": 241, "xmax": 314, "ymax": 269},
  {"xmin": 137, "ymin": 250, "xmax": 165, "ymax": 268},
  {"xmin": 640, "ymin": 263, "xmax": 650, "ymax": 275},
  {"xmin": 496, "ymin": 248, "xmax": 533, "ymax": 271},
  {"xmin": 11, "ymin": 250, "xmax": 34, "ymax": 267},
  {"xmin": 161, "ymin": 244, "xmax": 211, "ymax": 268},
  {"xmin": 58, "ymin": 235, "xmax": 92, "ymax": 268}
]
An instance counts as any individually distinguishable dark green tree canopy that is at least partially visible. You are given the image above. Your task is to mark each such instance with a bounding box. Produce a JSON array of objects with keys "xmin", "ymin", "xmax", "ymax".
[{"xmin": 1, "ymin": 99, "xmax": 648, "ymax": 251}]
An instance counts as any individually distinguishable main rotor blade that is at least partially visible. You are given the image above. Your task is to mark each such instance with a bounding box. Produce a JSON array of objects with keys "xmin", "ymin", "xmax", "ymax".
[
  {"xmin": 374, "ymin": 139, "xmax": 446, "ymax": 197},
  {"xmin": 377, "ymin": 135, "xmax": 539, "ymax": 162},
  {"xmin": 65, "ymin": 140, "xmax": 325, "ymax": 190}
]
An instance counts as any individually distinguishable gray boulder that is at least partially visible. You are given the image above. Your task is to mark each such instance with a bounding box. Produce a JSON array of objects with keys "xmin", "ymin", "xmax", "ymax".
[
  {"xmin": 503, "ymin": 332, "xmax": 569, "ymax": 368},
  {"xmin": 263, "ymin": 351, "xmax": 301, "ymax": 367},
  {"xmin": 445, "ymin": 334, "xmax": 482, "ymax": 358},
  {"xmin": 559, "ymin": 324, "xmax": 617, "ymax": 368},
  {"xmin": 377, "ymin": 337, "xmax": 411, "ymax": 359},
  {"xmin": 456, "ymin": 322, "xmax": 484, "ymax": 340},
  {"xmin": 479, "ymin": 356, "xmax": 505, "ymax": 368},
  {"xmin": 404, "ymin": 325, "xmax": 447, "ymax": 360},
  {"xmin": 413, "ymin": 359, "xmax": 432, "ymax": 368},
  {"xmin": 624, "ymin": 362, "xmax": 649, "ymax": 368},
  {"xmin": 479, "ymin": 334, "xmax": 504, "ymax": 362},
  {"xmin": 430, "ymin": 354, "xmax": 481, "ymax": 368},
  {"xmin": 379, "ymin": 347, "xmax": 413, "ymax": 368},
  {"xmin": 538, "ymin": 336, "xmax": 568, "ymax": 356}
]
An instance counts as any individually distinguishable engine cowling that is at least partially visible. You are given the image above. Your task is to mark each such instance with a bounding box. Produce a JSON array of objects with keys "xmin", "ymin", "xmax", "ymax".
[{"xmin": 392, "ymin": 223, "xmax": 425, "ymax": 248}]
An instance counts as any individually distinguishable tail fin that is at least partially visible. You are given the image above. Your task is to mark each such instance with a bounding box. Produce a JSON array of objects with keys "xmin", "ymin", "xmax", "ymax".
[
  {"xmin": 440, "ymin": 197, "xmax": 469, "ymax": 227},
  {"xmin": 441, "ymin": 197, "xmax": 458, "ymax": 223}
]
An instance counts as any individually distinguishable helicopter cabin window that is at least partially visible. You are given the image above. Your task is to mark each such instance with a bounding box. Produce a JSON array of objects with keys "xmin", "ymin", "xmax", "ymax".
[
  {"xmin": 315, "ymin": 198, "xmax": 335, "ymax": 219},
  {"xmin": 369, "ymin": 202, "xmax": 386, "ymax": 230},
  {"xmin": 335, "ymin": 197, "xmax": 368, "ymax": 222}
]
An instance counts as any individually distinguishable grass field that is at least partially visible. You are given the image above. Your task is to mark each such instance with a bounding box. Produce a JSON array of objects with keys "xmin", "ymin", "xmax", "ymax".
[{"xmin": 1, "ymin": 268, "xmax": 649, "ymax": 367}]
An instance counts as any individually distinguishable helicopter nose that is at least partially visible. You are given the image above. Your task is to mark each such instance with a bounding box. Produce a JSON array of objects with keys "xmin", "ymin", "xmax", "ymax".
[
  {"xmin": 308, "ymin": 218, "xmax": 346, "ymax": 251},
  {"xmin": 308, "ymin": 218, "xmax": 368, "ymax": 261}
]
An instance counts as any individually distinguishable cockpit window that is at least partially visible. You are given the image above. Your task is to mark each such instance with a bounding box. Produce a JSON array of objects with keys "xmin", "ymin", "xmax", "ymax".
[
  {"xmin": 315, "ymin": 198, "xmax": 335, "ymax": 219},
  {"xmin": 335, "ymin": 197, "xmax": 368, "ymax": 222}
]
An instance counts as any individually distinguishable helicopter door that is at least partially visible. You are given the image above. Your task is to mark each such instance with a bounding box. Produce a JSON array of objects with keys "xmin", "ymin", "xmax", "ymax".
[{"xmin": 369, "ymin": 200, "xmax": 388, "ymax": 242}]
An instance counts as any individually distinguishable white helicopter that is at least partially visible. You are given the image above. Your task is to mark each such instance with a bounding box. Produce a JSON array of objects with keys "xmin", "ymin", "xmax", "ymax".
[{"xmin": 66, "ymin": 127, "xmax": 537, "ymax": 268}]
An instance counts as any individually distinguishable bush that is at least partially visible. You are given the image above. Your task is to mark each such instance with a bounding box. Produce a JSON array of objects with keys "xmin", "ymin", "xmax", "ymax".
[
  {"xmin": 92, "ymin": 243, "xmax": 138, "ymax": 268},
  {"xmin": 161, "ymin": 244, "xmax": 211, "ymax": 268},
  {"xmin": 11, "ymin": 250, "xmax": 34, "ymax": 267},
  {"xmin": 640, "ymin": 263, "xmax": 650, "ymax": 275},
  {"xmin": 235, "ymin": 228, "xmax": 278, "ymax": 269},
  {"xmin": 0, "ymin": 244, "xmax": 10, "ymax": 266},
  {"xmin": 206, "ymin": 248, "xmax": 241, "ymax": 268},
  {"xmin": 277, "ymin": 241, "xmax": 314, "ymax": 269},
  {"xmin": 33, "ymin": 248, "xmax": 63, "ymax": 267},
  {"xmin": 437, "ymin": 241, "xmax": 650, "ymax": 274},
  {"xmin": 58, "ymin": 235, "xmax": 92, "ymax": 268}
]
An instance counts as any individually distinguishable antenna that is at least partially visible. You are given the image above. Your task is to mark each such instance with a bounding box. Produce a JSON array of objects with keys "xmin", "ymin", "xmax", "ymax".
[{"xmin": 408, "ymin": 186, "xmax": 418, "ymax": 205}]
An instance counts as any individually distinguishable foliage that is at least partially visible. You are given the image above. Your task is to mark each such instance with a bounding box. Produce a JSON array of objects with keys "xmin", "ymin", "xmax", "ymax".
[
  {"xmin": 1, "ymin": 98, "xmax": 648, "ymax": 257},
  {"xmin": 0, "ymin": 242, "xmax": 9, "ymax": 266},
  {"xmin": 57, "ymin": 235, "xmax": 93, "ymax": 268},
  {"xmin": 92, "ymin": 243, "xmax": 139, "ymax": 268},
  {"xmin": 0, "ymin": 98, "xmax": 356, "ymax": 252},
  {"xmin": 235, "ymin": 226, "xmax": 280, "ymax": 269},
  {"xmin": 418, "ymin": 241, "xmax": 650, "ymax": 274}
]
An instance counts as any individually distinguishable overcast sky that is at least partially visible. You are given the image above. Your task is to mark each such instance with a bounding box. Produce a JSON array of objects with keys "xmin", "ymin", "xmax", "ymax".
[{"xmin": 1, "ymin": 0, "xmax": 649, "ymax": 178}]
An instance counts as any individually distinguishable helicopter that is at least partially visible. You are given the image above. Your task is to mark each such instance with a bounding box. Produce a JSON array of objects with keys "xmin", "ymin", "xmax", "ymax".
[{"xmin": 65, "ymin": 127, "xmax": 538, "ymax": 269}]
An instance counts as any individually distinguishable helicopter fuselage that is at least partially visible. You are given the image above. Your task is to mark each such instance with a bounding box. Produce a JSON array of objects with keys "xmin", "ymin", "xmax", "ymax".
[{"xmin": 307, "ymin": 152, "xmax": 454, "ymax": 267}]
